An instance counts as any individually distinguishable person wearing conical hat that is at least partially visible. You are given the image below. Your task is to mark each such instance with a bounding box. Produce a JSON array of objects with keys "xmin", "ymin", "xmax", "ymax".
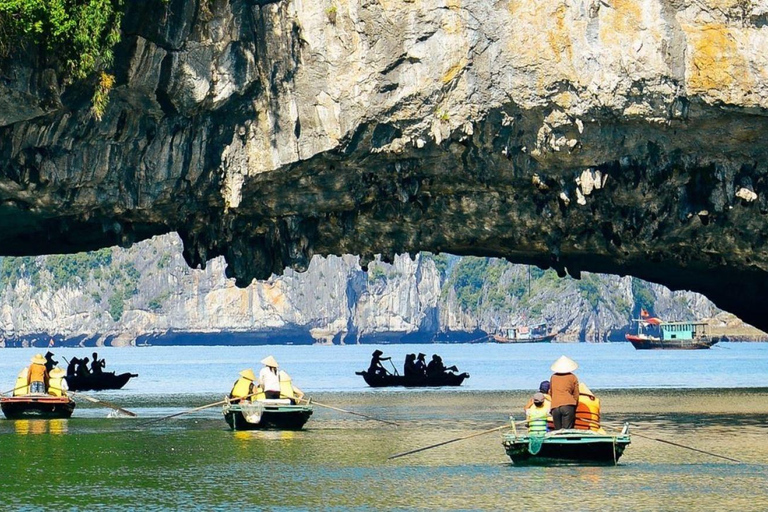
[
  {"xmin": 259, "ymin": 356, "xmax": 282, "ymax": 399},
  {"xmin": 229, "ymin": 369, "xmax": 256, "ymax": 401},
  {"xmin": 367, "ymin": 350, "xmax": 391, "ymax": 376},
  {"xmin": 549, "ymin": 355, "xmax": 580, "ymax": 430},
  {"xmin": 27, "ymin": 354, "xmax": 49, "ymax": 394},
  {"xmin": 48, "ymin": 368, "xmax": 68, "ymax": 397}
]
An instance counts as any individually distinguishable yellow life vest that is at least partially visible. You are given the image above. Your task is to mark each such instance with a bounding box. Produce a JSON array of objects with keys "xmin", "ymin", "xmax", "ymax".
[
  {"xmin": 230, "ymin": 377, "xmax": 253, "ymax": 398},
  {"xmin": 13, "ymin": 368, "xmax": 29, "ymax": 396},
  {"xmin": 49, "ymin": 376, "xmax": 66, "ymax": 397},
  {"xmin": 279, "ymin": 371, "xmax": 295, "ymax": 400}
]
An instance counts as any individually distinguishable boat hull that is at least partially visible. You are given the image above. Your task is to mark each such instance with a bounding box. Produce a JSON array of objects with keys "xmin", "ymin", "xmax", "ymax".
[
  {"xmin": 502, "ymin": 430, "xmax": 631, "ymax": 465},
  {"xmin": 355, "ymin": 371, "xmax": 468, "ymax": 387},
  {"xmin": 1, "ymin": 395, "xmax": 76, "ymax": 420},
  {"xmin": 492, "ymin": 334, "xmax": 556, "ymax": 344},
  {"xmin": 223, "ymin": 401, "xmax": 313, "ymax": 431},
  {"xmin": 626, "ymin": 335, "xmax": 718, "ymax": 350},
  {"xmin": 65, "ymin": 372, "xmax": 137, "ymax": 391}
]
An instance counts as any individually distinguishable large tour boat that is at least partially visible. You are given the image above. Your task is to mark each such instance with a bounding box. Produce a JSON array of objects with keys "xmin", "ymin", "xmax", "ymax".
[{"xmin": 626, "ymin": 312, "xmax": 718, "ymax": 350}]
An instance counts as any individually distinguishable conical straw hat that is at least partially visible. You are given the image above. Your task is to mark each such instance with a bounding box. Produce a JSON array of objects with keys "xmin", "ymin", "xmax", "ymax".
[
  {"xmin": 578, "ymin": 382, "xmax": 594, "ymax": 397},
  {"xmin": 550, "ymin": 355, "xmax": 578, "ymax": 373},
  {"xmin": 260, "ymin": 355, "xmax": 279, "ymax": 368},
  {"xmin": 50, "ymin": 368, "xmax": 66, "ymax": 378},
  {"xmin": 239, "ymin": 369, "xmax": 256, "ymax": 381},
  {"xmin": 30, "ymin": 354, "xmax": 46, "ymax": 365}
]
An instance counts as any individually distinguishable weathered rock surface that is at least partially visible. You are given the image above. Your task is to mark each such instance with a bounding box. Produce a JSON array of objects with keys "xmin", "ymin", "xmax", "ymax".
[
  {"xmin": 0, "ymin": 234, "xmax": 736, "ymax": 346},
  {"xmin": 1, "ymin": 1, "xmax": 768, "ymax": 329}
]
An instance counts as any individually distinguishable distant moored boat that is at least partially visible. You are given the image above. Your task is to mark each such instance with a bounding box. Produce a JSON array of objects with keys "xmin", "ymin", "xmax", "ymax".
[
  {"xmin": 493, "ymin": 323, "xmax": 557, "ymax": 343},
  {"xmin": 626, "ymin": 313, "xmax": 718, "ymax": 350}
]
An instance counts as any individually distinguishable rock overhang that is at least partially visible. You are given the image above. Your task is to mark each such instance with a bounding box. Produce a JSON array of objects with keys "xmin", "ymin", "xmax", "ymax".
[{"xmin": 1, "ymin": 0, "xmax": 767, "ymax": 330}]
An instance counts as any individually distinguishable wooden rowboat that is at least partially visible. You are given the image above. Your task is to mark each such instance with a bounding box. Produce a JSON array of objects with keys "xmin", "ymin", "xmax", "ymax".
[
  {"xmin": 65, "ymin": 371, "xmax": 137, "ymax": 391},
  {"xmin": 355, "ymin": 370, "xmax": 469, "ymax": 388},
  {"xmin": 222, "ymin": 399, "xmax": 313, "ymax": 431},
  {"xmin": 502, "ymin": 425, "xmax": 631, "ymax": 465},
  {"xmin": 1, "ymin": 394, "xmax": 76, "ymax": 420}
]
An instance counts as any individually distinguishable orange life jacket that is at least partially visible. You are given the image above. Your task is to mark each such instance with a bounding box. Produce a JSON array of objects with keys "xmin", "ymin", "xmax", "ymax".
[{"xmin": 575, "ymin": 383, "xmax": 601, "ymax": 431}]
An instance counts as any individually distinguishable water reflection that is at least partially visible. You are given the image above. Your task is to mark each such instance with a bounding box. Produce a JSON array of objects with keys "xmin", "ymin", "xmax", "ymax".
[
  {"xmin": 14, "ymin": 419, "xmax": 68, "ymax": 435},
  {"xmin": 1, "ymin": 390, "xmax": 767, "ymax": 510}
]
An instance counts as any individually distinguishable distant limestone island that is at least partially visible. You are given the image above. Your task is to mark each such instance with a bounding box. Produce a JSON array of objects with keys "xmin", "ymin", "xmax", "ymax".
[
  {"xmin": 1, "ymin": 314, "xmax": 764, "ymax": 348},
  {"xmin": 0, "ymin": 234, "xmax": 766, "ymax": 348}
]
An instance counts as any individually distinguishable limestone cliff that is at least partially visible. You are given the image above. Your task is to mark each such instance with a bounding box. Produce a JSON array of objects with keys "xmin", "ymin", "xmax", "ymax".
[
  {"xmin": 0, "ymin": 233, "xmax": 742, "ymax": 346},
  {"xmin": 1, "ymin": 1, "xmax": 768, "ymax": 329}
]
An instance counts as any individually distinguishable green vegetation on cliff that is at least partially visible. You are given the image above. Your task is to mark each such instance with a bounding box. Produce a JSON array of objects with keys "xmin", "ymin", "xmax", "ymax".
[{"xmin": 0, "ymin": 0, "xmax": 124, "ymax": 117}]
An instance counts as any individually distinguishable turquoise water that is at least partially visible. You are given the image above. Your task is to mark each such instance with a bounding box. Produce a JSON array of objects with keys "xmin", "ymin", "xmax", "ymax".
[
  {"xmin": 2, "ymin": 343, "xmax": 768, "ymax": 510},
  {"xmin": 1, "ymin": 342, "xmax": 766, "ymax": 395}
]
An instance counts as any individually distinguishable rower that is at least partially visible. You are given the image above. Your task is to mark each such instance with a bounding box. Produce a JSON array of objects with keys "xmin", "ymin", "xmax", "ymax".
[
  {"xmin": 229, "ymin": 369, "xmax": 256, "ymax": 402},
  {"xmin": 27, "ymin": 354, "xmax": 49, "ymax": 394}
]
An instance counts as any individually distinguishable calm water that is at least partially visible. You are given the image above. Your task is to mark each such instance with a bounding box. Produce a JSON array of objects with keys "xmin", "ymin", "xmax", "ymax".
[{"xmin": 2, "ymin": 342, "xmax": 768, "ymax": 510}]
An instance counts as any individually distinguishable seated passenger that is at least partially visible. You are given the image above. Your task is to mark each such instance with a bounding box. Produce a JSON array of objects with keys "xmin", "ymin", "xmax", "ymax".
[
  {"xmin": 76, "ymin": 357, "xmax": 91, "ymax": 377},
  {"xmin": 48, "ymin": 368, "xmax": 69, "ymax": 397},
  {"xmin": 525, "ymin": 392, "xmax": 550, "ymax": 435},
  {"xmin": 574, "ymin": 382, "xmax": 603, "ymax": 433},
  {"xmin": 403, "ymin": 354, "xmax": 418, "ymax": 377},
  {"xmin": 414, "ymin": 353, "xmax": 428, "ymax": 376},
  {"xmin": 279, "ymin": 370, "xmax": 304, "ymax": 404},
  {"xmin": 66, "ymin": 357, "xmax": 80, "ymax": 377},
  {"xmin": 426, "ymin": 355, "xmax": 459, "ymax": 377}
]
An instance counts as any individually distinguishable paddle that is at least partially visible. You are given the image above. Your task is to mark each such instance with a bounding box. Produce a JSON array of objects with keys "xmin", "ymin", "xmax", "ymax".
[
  {"xmin": 592, "ymin": 420, "xmax": 742, "ymax": 463},
  {"xmin": 293, "ymin": 396, "xmax": 399, "ymax": 426},
  {"xmin": 388, "ymin": 422, "xmax": 523, "ymax": 460},
  {"xmin": 0, "ymin": 384, "xmax": 31, "ymax": 396},
  {"xmin": 140, "ymin": 392, "xmax": 260, "ymax": 426},
  {"xmin": 66, "ymin": 391, "xmax": 137, "ymax": 417}
]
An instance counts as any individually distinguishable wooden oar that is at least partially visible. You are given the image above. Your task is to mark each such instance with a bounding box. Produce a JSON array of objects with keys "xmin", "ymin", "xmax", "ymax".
[
  {"xmin": 388, "ymin": 423, "xmax": 518, "ymax": 460},
  {"xmin": 67, "ymin": 391, "xmax": 137, "ymax": 417},
  {"xmin": 590, "ymin": 419, "xmax": 742, "ymax": 463},
  {"xmin": 295, "ymin": 396, "xmax": 399, "ymax": 426},
  {"xmin": 0, "ymin": 384, "xmax": 30, "ymax": 396},
  {"xmin": 632, "ymin": 430, "xmax": 742, "ymax": 463},
  {"xmin": 140, "ymin": 392, "xmax": 259, "ymax": 426}
]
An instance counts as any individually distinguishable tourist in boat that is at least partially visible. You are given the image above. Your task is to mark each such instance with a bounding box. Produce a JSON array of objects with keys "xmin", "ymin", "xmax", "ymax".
[
  {"xmin": 525, "ymin": 392, "xmax": 550, "ymax": 435},
  {"xmin": 44, "ymin": 351, "xmax": 59, "ymax": 372},
  {"xmin": 368, "ymin": 350, "xmax": 392, "ymax": 376},
  {"xmin": 403, "ymin": 354, "xmax": 418, "ymax": 377},
  {"xmin": 278, "ymin": 369, "xmax": 305, "ymax": 404},
  {"xmin": 524, "ymin": 380, "xmax": 552, "ymax": 410},
  {"xmin": 229, "ymin": 369, "xmax": 256, "ymax": 402},
  {"xmin": 574, "ymin": 382, "xmax": 603, "ymax": 432},
  {"xmin": 415, "ymin": 353, "xmax": 428, "ymax": 375},
  {"xmin": 27, "ymin": 354, "xmax": 49, "ymax": 394},
  {"xmin": 259, "ymin": 356, "xmax": 282, "ymax": 399},
  {"xmin": 76, "ymin": 357, "xmax": 91, "ymax": 377},
  {"xmin": 48, "ymin": 368, "xmax": 69, "ymax": 397},
  {"xmin": 13, "ymin": 367, "xmax": 29, "ymax": 396},
  {"xmin": 91, "ymin": 352, "xmax": 105, "ymax": 374},
  {"xmin": 66, "ymin": 357, "xmax": 80, "ymax": 377},
  {"xmin": 426, "ymin": 354, "xmax": 459, "ymax": 377},
  {"xmin": 549, "ymin": 355, "xmax": 580, "ymax": 430}
]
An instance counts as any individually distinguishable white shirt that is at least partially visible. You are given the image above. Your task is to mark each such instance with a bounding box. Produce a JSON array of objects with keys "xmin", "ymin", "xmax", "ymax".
[{"xmin": 259, "ymin": 366, "xmax": 280, "ymax": 392}]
